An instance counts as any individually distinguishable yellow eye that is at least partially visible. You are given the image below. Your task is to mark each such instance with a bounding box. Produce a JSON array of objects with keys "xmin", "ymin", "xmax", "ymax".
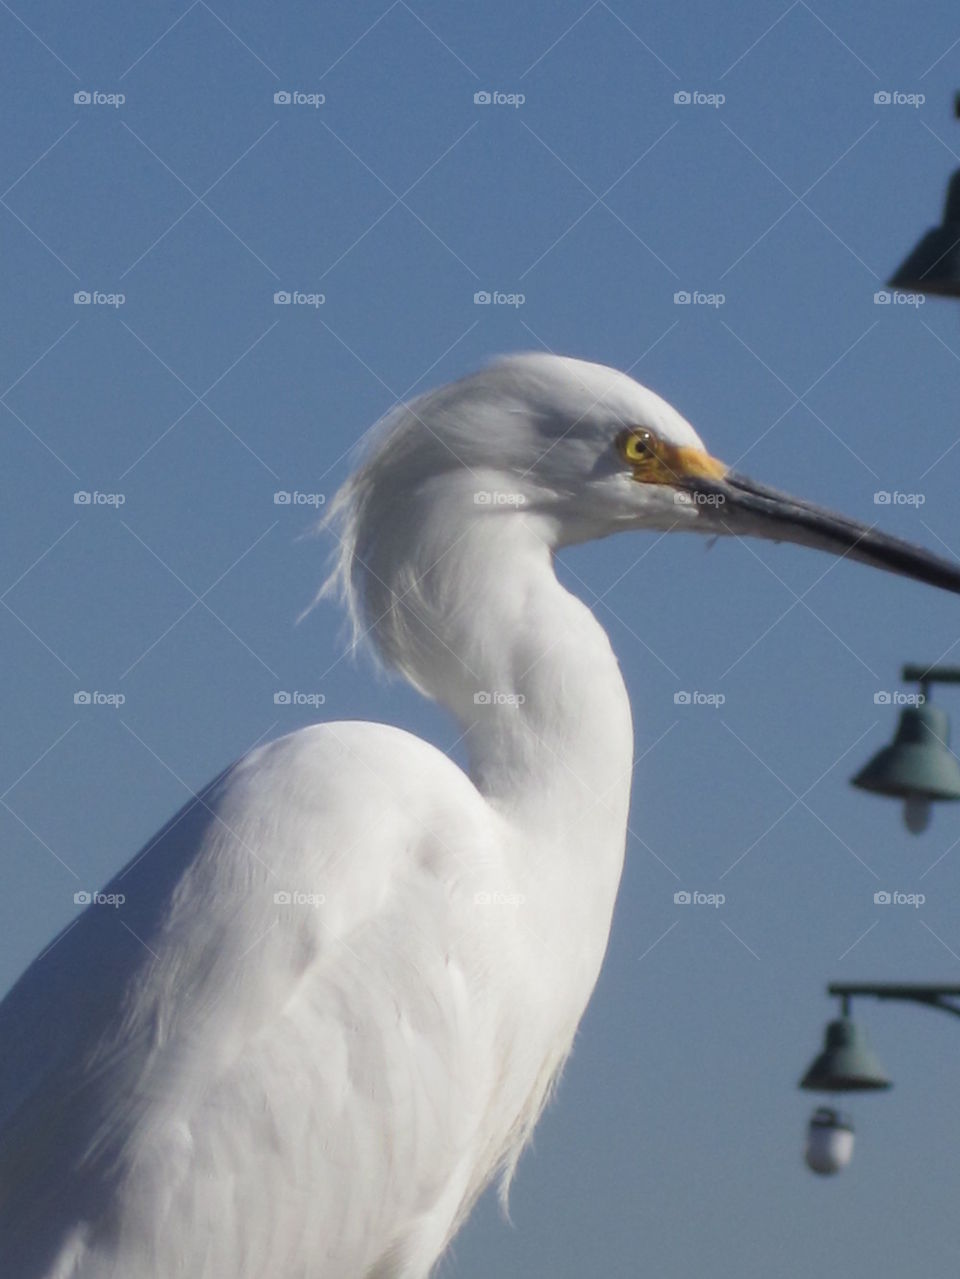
[{"xmin": 617, "ymin": 428, "xmax": 658, "ymax": 464}]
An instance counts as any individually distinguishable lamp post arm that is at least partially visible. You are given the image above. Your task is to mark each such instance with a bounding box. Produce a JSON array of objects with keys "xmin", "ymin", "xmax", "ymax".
[
  {"xmin": 828, "ymin": 982, "xmax": 960, "ymax": 1020},
  {"xmin": 902, "ymin": 664, "xmax": 960, "ymax": 687}
]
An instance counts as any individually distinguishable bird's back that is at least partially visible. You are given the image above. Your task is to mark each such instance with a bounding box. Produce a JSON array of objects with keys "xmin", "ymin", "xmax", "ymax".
[{"xmin": 0, "ymin": 721, "xmax": 557, "ymax": 1279}]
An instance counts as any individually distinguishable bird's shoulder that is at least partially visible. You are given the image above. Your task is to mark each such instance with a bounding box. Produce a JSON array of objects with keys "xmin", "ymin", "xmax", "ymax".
[
  {"xmin": 0, "ymin": 721, "xmax": 496, "ymax": 1121},
  {"xmin": 231, "ymin": 717, "xmax": 482, "ymax": 813},
  {"xmin": 0, "ymin": 722, "xmax": 511, "ymax": 1274}
]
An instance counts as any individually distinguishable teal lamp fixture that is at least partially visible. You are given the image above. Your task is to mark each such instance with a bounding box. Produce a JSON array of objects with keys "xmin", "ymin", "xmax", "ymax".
[
  {"xmin": 798, "ymin": 994, "xmax": 889, "ymax": 1177},
  {"xmin": 851, "ymin": 665, "xmax": 960, "ymax": 833},
  {"xmin": 800, "ymin": 996, "xmax": 891, "ymax": 1094},
  {"xmin": 800, "ymin": 985, "xmax": 960, "ymax": 1174},
  {"xmin": 888, "ymin": 94, "xmax": 960, "ymax": 298}
]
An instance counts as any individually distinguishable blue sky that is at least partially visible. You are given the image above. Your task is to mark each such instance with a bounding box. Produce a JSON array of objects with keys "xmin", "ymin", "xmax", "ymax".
[{"xmin": 3, "ymin": 1, "xmax": 960, "ymax": 1274}]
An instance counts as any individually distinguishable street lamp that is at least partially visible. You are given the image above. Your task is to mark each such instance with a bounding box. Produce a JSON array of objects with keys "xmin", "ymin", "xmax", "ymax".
[
  {"xmin": 798, "ymin": 992, "xmax": 890, "ymax": 1176},
  {"xmin": 799, "ymin": 984, "xmax": 960, "ymax": 1174},
  {"xmin": 851, "ymin": 665, "xmax": 960, "ymax": 833},
  {"xmin": 888, "ymin": 94, "xmax": 960, "ymax": 298},
  {"xmin": 799, "ymin": 996, "xmax": 891, "ymax": 1092}
]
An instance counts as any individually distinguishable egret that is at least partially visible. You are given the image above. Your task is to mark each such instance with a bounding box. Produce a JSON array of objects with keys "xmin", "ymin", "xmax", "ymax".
[{"xmin": 2, "ymin": 353, "xmax": 959, "ymax": 1278}]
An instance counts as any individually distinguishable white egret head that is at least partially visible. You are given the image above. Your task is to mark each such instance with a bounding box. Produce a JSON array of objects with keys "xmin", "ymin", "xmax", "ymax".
[{"xmin": 323, "ymin": 353, "xmax": 960, "ymax": 680}]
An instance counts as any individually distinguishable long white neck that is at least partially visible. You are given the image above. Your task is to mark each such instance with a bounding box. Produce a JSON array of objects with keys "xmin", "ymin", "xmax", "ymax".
[
  {"xmin": 447, "ymin": 531, "xmax": 633, "ymax": 855},
  {"xmin": 358, "ymin": 474, "xmax": 634, "ymax": 923}
]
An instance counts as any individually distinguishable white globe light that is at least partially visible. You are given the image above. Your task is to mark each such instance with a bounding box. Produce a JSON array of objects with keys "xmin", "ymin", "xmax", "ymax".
[{"xmin": 805, "ymin": 1107, "xmax": 855, "ymax": 1175}]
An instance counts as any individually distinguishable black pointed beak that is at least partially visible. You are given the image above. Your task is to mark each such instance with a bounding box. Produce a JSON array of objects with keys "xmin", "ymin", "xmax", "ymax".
[{"xmin": 684, "ymin": 471, "xmax": 960, "ymax": 595}]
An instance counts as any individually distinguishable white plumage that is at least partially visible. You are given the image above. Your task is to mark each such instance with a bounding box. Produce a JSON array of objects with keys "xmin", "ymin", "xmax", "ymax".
[{"xmin": 2, "ymin": 353, "xmax": 958, "ymax": 1277}]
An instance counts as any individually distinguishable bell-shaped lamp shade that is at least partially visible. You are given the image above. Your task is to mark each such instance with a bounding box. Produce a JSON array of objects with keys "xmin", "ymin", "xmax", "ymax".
[
  {"xmin": 800, "ymin": 1017, "xmax": 891, "ymax": 1093},
  {"xmin": 889, "ymin": 169, "xmax": 960, "ymax": 298},
  {"xmin": 805, "ymin": 1106, "xmax": 855, "ymax": 1175},
  {"xmin": 851, "ymin": 704, "xmax": 960, "ymax": 805}
]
